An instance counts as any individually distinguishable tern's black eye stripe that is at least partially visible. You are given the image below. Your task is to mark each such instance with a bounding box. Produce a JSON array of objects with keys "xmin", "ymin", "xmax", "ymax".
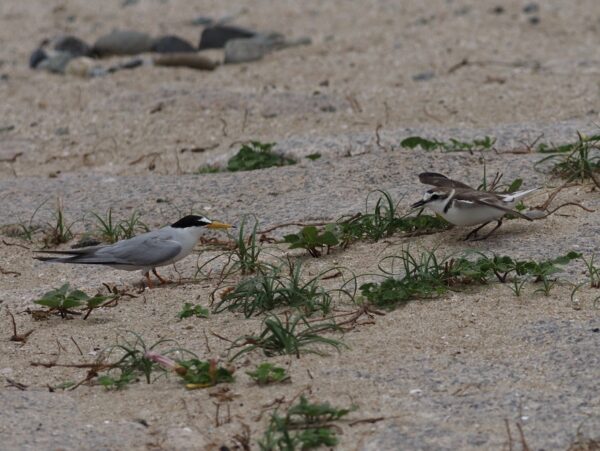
[{"xmin": 431, "ymin": 194, "xmax": 439, "ymax": 200}]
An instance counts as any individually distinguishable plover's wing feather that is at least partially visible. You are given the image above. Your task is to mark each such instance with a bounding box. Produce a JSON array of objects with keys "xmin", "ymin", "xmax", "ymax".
[
  {"xmin": 453, "ymin": 190, "xmax": 533, "ymax": 221},
  {"xmin": 501, "ymin": 188, "xmax": 539, "ymax": 203},
  {"xmin": 418, "ymin": 172, "xmax": 473, "ymax": 189}
]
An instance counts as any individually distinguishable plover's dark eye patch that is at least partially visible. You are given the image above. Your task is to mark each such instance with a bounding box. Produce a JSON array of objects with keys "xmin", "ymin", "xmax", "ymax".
[{"xmin": 430, "ymin": 194, "xmax": 439, "ymax": 200}]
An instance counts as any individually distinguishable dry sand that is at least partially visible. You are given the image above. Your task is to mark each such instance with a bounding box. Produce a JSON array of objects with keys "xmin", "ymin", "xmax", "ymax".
[{"xmin": 1, "ymin": 0, "xmax": 600, "ymax": 450}]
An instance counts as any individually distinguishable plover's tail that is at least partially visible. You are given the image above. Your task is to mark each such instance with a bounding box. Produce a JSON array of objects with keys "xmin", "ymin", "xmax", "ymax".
[{"xmin": 502, "ymin": 188, "xmax": 539, "ymax": 203}]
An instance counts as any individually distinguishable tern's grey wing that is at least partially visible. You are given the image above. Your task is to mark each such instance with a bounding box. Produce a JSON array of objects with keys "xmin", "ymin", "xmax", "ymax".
[
  {"xmin": 418, "ymin": 172, "xmax": 473, "ymax": 189},
  {"xmin": 95, "ymin": 235, "xmax": 183, "ymax": 266}
]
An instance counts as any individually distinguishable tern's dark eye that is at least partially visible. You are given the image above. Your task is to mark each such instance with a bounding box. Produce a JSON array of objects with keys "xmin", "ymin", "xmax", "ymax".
[{"xmin": 430, "ymin": 194, "xmax": 439, "ymax": 200}]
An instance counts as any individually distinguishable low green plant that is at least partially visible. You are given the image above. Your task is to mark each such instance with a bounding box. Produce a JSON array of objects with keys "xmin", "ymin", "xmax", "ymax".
[
  {"xmin": 336, "ymin": 190, "xmax": 450, "ymax": 247},
  {"xmin": 98, "ymin": 331, "xmax": 186, "ymax": 388},
  {"xmin": 227, "ymin": 141, "xmax": 295, "ymax": 172},
  {"xmin": 247, "ymin": 363, "xmax": 290, "ymax": 385},
  {"xmin": 2, "ymin": 200, "xmax": 47, "ymax": 241},
  {"xmin": 90, "ymin": 208, "xmax": 148, "ymax": 243},
  {"xmin": 230, "ymin": 314, "xmax": 344, "ymax": 360},
  {"xmin": 42, "ymin": 200, "xmax": 75, "ymax": 247},
  {"xmin": 305, "ymin": 153, "xmax": 321, "ymax": 161},
  {"xmin": 360, "ymin": 249, "xmax": 581, "ymax": 308},
  {"xmin": 178, "ymin": 302, "xmax": 209, "ymax": 319},
  {"xmin": 284, "ymin": 225, "xmax": 339, "ymax": 257},
  {"xmin": 581, "ymin": 255, "xmax": 600, "ymax": 288},
  {"xmin": 258, "ymin": 395, "xmax": 355, "ymax": 450},
  {"xmin": 232, "ymin": 215, "xmax": 263, "ymax": 274},
  {"xmin": 196, "ymin": 165, "xmax": 221, "ymax": 174},
  {"xmin": 508, "ymin": 275, "xmax": 529, "ymax": 297},
  {"xmin": 196, "ymin": 215, "xmax": 264, "ymax": 279},
  {"xmin": 401, "ymin": 135, "xmax": 495, "ymax": 153},
  {"xmin": 34, "ymin": 283, "xmax": 115, "ymax": 319},
  {"xmin": 177, "ymin": 358, "xmax": 235, "ymax": 389},
  {"xmin": 212, "ymin": 260, "xmax": 351, "ymax": 317},
  {"xmin": 535, "ymin": 133, "xmax": 600, "ymax": 187},
  {"xmin": 143, "ymin": 351, "xmax": 234, "ymax": 389}
]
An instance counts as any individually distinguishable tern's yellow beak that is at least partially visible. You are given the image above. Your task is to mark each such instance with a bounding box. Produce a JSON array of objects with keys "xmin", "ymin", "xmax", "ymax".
[{"xmin": 206, "ymin": 221, "xmax": 233, "ymax": 229}]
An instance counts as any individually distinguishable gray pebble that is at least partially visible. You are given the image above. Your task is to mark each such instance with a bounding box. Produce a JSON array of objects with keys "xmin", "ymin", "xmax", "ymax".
[
  {"xmin": 53, "ymin": 35, "xmax": 92, "ymax": 57},
  {"xmin": 198, "ymin": 25, "xmax": 255, "ymax": 50},
  {"xmin": 29, "ymin": 48, "xmax": 47, "ymax": 68},
  {"xmin": 523, "ymin": 2, "xmax": 539, "ymax": 14},
  {"xmin": 412, "ymin": 71, "xmax": 435, "ymax": 82},
  {"xmin": 151, "ymin": 35, "xmax": 196, "ymax": 53},
  {"xmin": 224, "ymin": 37, "xmax": 268, "ymax": 64},
  {"xmin": 93, "ymin": 30, "xmax": 154, "ymax": 57},
  {"xmin": 191, "ymin": 16, "xmax": 214, "ymax": 26},
  {"xmin": 38, "ymin": 52, "xmax": 73, "ymax": 74}
]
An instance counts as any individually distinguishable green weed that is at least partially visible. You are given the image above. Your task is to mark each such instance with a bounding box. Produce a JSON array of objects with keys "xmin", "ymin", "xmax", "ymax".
[
  {"xmin": 177, "ymin": 359, "xmax": 235, "ymax": 389},
  {"xmin": 34, "ymin": 283, "xmax": 115, "ymax": 319},
  {"xmin": 258, "ymin": 395, "xmax": 355, "ymax": 450},
  {"xmin": 227, "ymin": 141, "xmax": 295, "ymax": 172},
  {"xmin": 98, "ymin": 331, "xmax": 186, "ymax": 388},
  {"xmin": 196, "ymin": 215, "xmax": 263, "ymax": 279},
  {"xmin": 42, "ymin": 200, "xmax": 75, "ymax": 247},
  {"xmin": 229, "ymin": 314, "xmax": 344, "ymax": 360},
  {"xmin": 246, "ymin": 363, "xmax": 290, "ymax": 385},
  {"xmin": 90, "ymin": 208, "xmax": 148, "ymax": 243},
  {"xmin": 212, "ymin": 260, "xmax": 351, "ymax": 317},
  {"xmin": 336, "ymin": 190, "xmax": 450, "ymax": 247},
  {"xmin": 401, "ymin": 135, "xmax": 495, "ymax": 153},
  {"xmin": 196, "ymin": 165, "xmax": 221, "ymax": 174},
  {"xmin": 581, "ymin": 255, "xmax": 600, "ymax": 288},
  {"xmin": 284, "ymin": 225, "xmax": 339, "ymax": 257},
  {"xmin": 178, "ymin": 302, "xmax": 210, "ymax": 319},
  {"xmin": 360, "ymin": 249, "xmax": 581, "ymax": 308},
  {"xmin": 536, "ymin": 133, "xmax": 600, "ymax": 187}
]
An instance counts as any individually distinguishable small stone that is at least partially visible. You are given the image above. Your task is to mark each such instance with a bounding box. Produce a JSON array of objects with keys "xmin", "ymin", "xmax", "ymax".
[
  {"xmin": 153, "ymin": 53, "xmax": 217, "ymax": 70},
  {"xmin": 224, "ymin": 38, "xmax": 267, "ymax": 64},
  {"xmin": 191, "ymin": 16, "xmax": 214, "ymax": 26},
  {"xmin": 93, "ymin": 30, "xmax": 154, "ymax": 57},
  {"xmin": 523, "ymin": 2, "xmax": 539, "ymax": 14},
  {"xmin": 55, "ymin": 127, "xmax": 69, "ymax": 136},
  {"xmin": 38, "ymin": 52, "xmax": 73, "ymax": 74},
  {"xmin": 491, "ymin": 6, "xmax": 504, "ymax": 14},
  {"xmin": 151, "ymin": 35, "xmax": 196, "ymax": 53},
  {"xmin": 65, "ymin": 57, "xmax": 96, "ymax": 77},
  {"xmin": 198, "ymin": 25, "xmax": 256, "ymax": 50},
  {"xmin": 412, "ymin": 71, "xmax": 435, "ymax": 82},
  {"xmin": 29, "ymin": 48, "xmax": 48, "ymax": 68},
  {"xmin": 528, "ymin": 16, "xmax": 540, "ymax": 25},
  {"xmin": 223, "ymin": 33, "xmax": 295, "ymax": 64},
  {"xmin": 53, "ymin": 35, "xmax": 92, "ymax": 57}
]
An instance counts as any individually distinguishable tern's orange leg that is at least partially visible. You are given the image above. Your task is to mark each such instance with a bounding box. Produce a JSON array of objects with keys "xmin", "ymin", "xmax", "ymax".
[
  {"xmin": 152, "ymin": 268, "xmax": 171, "ymax": 284},
  {"xmin": 144, "ymin": 272, "xmax": 154, "ymax": 289}
]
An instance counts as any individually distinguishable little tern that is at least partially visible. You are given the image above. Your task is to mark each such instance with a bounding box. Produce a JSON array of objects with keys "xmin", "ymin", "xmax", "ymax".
[{"xmin": 34, "ymin": 215, "xmax": 232, "ymax": 287}]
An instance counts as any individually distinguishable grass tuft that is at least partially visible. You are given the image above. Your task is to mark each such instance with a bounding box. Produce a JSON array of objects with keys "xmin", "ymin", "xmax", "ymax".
[
  {"xmin": 227, "ymin": 141, "xmax": 295, "ymax": 172},
  {"xmin": 229, "ymin": 314, "xmax": 344, "ymax": 360},
  {"xmin": 258, "ymin": 395, "xmax": 355, "ymax": 450}
]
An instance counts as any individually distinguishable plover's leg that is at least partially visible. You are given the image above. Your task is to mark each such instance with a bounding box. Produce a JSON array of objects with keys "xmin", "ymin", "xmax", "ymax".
[
  {"xmin": 144, "ymin": 272, "xmax": 154, "ymax": 289},
  {"xmin": 152, "ymin": 268, "xmax": 171, "ymax": 284},
  {"xmin": 464, "ymin": 222, "xmax": 491, "ymax": 241},
  {"xmin": 472, "ymin": 220, "xmax": 503, "ymax": 241}
]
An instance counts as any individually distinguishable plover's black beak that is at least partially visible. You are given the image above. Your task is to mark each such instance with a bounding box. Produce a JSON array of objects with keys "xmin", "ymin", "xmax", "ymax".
[{"xmin": 411, "ymin": 199, "xmax": 426, "ymax": 209}]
